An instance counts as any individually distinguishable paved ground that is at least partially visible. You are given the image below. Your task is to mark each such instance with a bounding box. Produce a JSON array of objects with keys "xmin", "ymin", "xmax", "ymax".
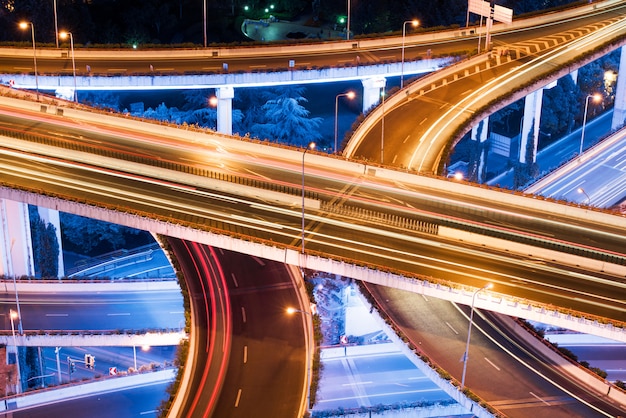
[{"xmin": 242, "ymin": 15, "xmax": 347, "ymax": 42}]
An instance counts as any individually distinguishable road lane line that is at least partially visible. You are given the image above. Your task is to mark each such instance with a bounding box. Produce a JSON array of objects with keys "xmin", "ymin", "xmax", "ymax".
[
  {"xmin": 45, "ymin": 313, "xmax": 68, "ymax": 317},
  {"xmin": 230, "ymin": 272, "xmax": 239, "ymax": 287},
  {"xmin": 445, "ymin": 322, "xmax": 459, "ymax": 334},
  {"xmin": 243, "ymin": 345, "xmax": 248, "ymax": 364},
  {"xmin": 252, "ymin": 256, "xmax": 266, "ymax": 266},
  {"xmin": 107, "ymin": 313, "xmax": 130, "ymax": 316},
  {"xmin": 234, "ymin": 388, "xmax": 242, "ymax": 407},
  {"xmin": 241, "ymin": 306, "xmax": 247, "ymax": 323},
  {"xmin": 341, "ymin": 381, "xmax": 373, "ymax": 386},
  {"xmin": 484, "ymin": 357, "xmax": 501, "ymax": 371},
  {"xmin": 529, "ymin": 391, "xmax": 551, "ymax": 406}
]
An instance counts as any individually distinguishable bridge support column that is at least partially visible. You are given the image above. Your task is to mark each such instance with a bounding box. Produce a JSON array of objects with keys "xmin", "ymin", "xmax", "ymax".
[
  {"xmin": 468, "ymin": 117, "xmax": 489, "ymax": 183},
  {"xmin": 54, "ymin": 87, "xmax": 76, "ymax": 102},
  {"xmin": 361, "ymin": 77, "xmax": 386, "ymax": 113},
  {"xmin": 611, "ymin": 47, "xmax": 626, "ymax": 130},
  {"xmin": 216, "ymin": 86, "xmax": 234, "ymax": 135},
  {"xmin": 37, "ymin": 207, "xmax": 65, "ymax": 277},
  {"xmin": 0, "ymin": 200, "xmax": 34, "ymax": 277},
  {"xmin": 519, "ymin": 81, "xmax": 555, "ymax": 164},
  {"xmin": 519, "ymin": 89, "xmax": 542, "ymax": 164}
]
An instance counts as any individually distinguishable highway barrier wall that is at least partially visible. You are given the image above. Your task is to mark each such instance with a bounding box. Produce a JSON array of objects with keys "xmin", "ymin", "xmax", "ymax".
[
  {"xmin": 439, "ymin": 226, "xmax": 625, "ymax": 277},
  {"xmin": 0, "ymin": 369, "xmax": 176, "ymax": 413},
  {"xmin": 0, "ymin": 279, "xmax": 181, "ymax": 293},
  {"xmin": 0, "ymin": 0, "xmax": 621, "ymax": 61},
  {"xmin": 498, "ymin": 315, "xmax": 626, "ymax": 409}
]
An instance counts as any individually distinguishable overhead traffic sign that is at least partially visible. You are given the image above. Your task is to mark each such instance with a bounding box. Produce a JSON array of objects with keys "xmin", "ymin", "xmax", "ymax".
[{"xmin": 468, "ymin": 0, "xmax": 512, "ymax": 24}]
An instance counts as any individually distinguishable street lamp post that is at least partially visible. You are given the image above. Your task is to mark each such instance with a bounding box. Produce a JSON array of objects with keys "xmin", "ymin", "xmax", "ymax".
[
  {"xmin": 346, "ymin": 0, "xmax": 351, "ymax": 41},
  {"xmin": 334, "ymin": 91, "xmax": 355, "ymax": 154},
  {"xmin": 577, "ymin": 187, "xmax": 591, "ymax": 204},
  {"xmin": 54, "ymin": 0, "xmax": 59, "ymax": 48},
  {"xmin": 580, "ymin": 94, "xmax": 601, "ymax": 157},
  {"xmin": 301, "ymin": 142, "xmax": 316, "ymax": 259},
  {"xmin": 132, "ymin": 344, "xmax": 150, "ymax": 371},
  {"xmin": 10, "ymin": 309, "xmax": 22, "ymax": 394},
  {"xmin": 203, "ymin": 0, "xmax": 207, "ymax": 48},
  {"xmin": 460, "ymin": 283, "xmax": 492, "ymax": 390},
  {"xmin": 401, "ymin": 20, "xmax": 419, "ymax": 89},
  {"xmin": 60, "ymin": 31, "xmax": 77, "ymax": 102},
  {"xmin": 19, "ymin": 22, "xmax": 39, "ymax": 99},
  {"xmin": 287, "ymin": 307, "xmax": 313, "ymax": 412},
  {"xmin": 380, "ymin": 90, "xmax": 385, "ymax": 164}
]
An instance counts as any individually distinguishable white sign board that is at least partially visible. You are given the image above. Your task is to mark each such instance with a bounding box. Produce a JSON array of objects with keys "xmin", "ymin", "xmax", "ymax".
[
  {"xmin": 494, "ymin": 4, "xmax": 513, "ymax": 24},
  {"xmin": 468, "ymin": 0, "xmax": 491, "ymax": 17},
  {"xmin": 468, "ymin": 0, "xmax": 513, "ymax": 24}
]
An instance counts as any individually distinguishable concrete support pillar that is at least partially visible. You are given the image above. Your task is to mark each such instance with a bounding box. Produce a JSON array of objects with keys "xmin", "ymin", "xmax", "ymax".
[
  {"xmin": 216, "ymin": 86, "xmax": 234, "ymax": 135},
  {"xmin": 611, "ymin": 46, "xmax": 626, "ymax": 130},
  {"xmin": 37, "ymin": 207, "xmax": 65, "ymax": 277},
  {"xmin": 519, "ymin": 81, "xmax": 554, "ymax": 164},
  {"xmin": 0, "ymin": 200, "xmax": 34, "ymax": 277},
  {"xmin": 54, "ymin": 87, "xmax": 75, "ymax": 102},
  {"xmin": 471, "ymin": 117, "xmax": 489, "ymax": 182},
  {"xmin": 519, "ymin": 89, "xmax": 542, "ymax": 164},
  {"xmin": 361, "ymin": 77, "xmax": 386, "ymax": 113}
]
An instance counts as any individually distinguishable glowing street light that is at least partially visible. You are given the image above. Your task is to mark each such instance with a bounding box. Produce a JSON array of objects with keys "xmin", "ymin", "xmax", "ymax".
[
  {"xmin": 10, "ymin": 309, "xmax": 22, "ymax": 394},
  {"xmin": 19, "ymin": 21, "xmax": 39, "ymax": 99},
  {"xmin": 301, "ymin": 142, "xmax": 316, "ymax": 257},
  {"xmin": 580, "ymin": 94, "xmax": 601, "ymax": 158},
  {"xmin": 461, "ymin": 283, "xmax": 492, "ymax": 390},
  {"xmin": 577, "ymin": 187, "xmax": 591, "ymax": 204},
  {"xmin": 334, "ymin": 91, "xmax": 355, "ymax": 154},
  {"xmin": 59, "ymin": 31, "xmax": 77, "ymax": 102},
  {"xmin": 133, "ymin": 344, "xmax": 150, "ymax": 371},
  {"xmin": 401, "ymin": 19, "xmax": 419, "ymax": 89}
]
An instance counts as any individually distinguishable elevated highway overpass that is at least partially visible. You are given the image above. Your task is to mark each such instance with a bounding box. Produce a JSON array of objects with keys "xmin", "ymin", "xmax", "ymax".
[
  {"xmin": 345, "ymin": 1, "xmax": 626, "ymax": 173},
  {"xmin": 4, "ymin": 1, "xmax": 625, "ymax": 336},
  {"xmin": 1, "ymin": 3, "xmax": 626, "ymax": 415},
  {"xmin": 0, "ymin": 89, "xmax": 624, "ymax": 342}
]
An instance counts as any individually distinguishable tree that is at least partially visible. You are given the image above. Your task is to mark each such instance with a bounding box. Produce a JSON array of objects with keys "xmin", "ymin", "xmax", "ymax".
[
  {"xmin": 29, "ymin": 206, "xmax": 59, "ymax": 279},
  {"xmin": 250, "ymin": 86, "xmax": 323, "ymax": 147},
  {"xmin": 23, "ymin": 347, "xmax": 42, "ymax": 390},
  {"xmin": 489, "ymin": 99, "xmax": 523, "ymax": 136},
  {"xmin": 540, "ymin": 74, "xmax": 581, "ymax": 140},
  {"xmin": 60, "ymin": 212, "xmax": 140, "ymax": 255}
]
